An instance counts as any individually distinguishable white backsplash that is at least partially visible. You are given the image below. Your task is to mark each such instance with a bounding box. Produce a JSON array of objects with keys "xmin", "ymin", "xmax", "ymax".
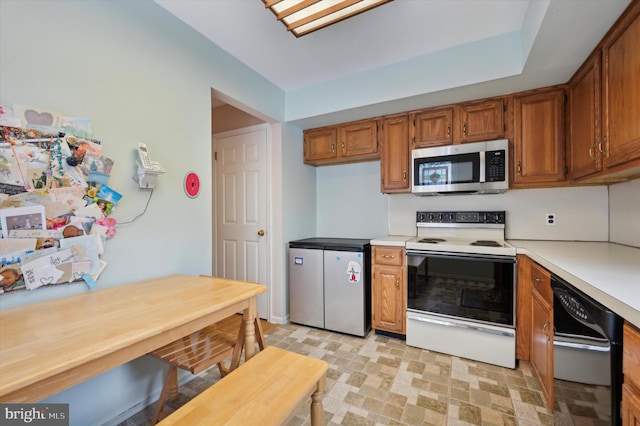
[
  {"xmin": 389, "ymin": 185, "xmax": 610, "ymax": 241},
  {"xmin": 609, "ymin": 179, "xmax": 640, "ymax": 248}
]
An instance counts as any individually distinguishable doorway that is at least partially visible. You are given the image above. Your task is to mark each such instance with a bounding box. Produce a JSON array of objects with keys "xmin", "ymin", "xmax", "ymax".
[{"xmin": 212, "ymin": 124, "xmax": 270, "ymax": 319}]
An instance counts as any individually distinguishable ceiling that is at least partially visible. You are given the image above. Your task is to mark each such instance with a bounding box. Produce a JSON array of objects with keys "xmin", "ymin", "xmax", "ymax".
[{"xmin": 155, "ymin": 0, "xmax": 631, "ymax": 126}]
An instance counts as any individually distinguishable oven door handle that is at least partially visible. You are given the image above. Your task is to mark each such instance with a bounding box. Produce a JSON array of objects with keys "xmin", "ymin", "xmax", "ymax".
[{"xmin": 407, "ymin": 314, "xmax": 515, "ymax": 338}]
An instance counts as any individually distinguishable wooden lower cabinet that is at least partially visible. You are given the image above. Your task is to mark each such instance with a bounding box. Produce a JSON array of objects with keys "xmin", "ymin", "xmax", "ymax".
[
  {"xmin": 517, "ymin": 255, "xmax": 554, "ymax": 411},
  {"xmin": 371, "ymin": 245, "xmax": 406, "ymax": 335},
  {"xmin": 531, "ymin": 283, "xmax": 554, "ymax": 411},
  {"xmin": 516, "ymin": 255, "xmax": 532, "ymax": 360},
  {"xmin": 623, "ymin": 322, "xmax": 640, "ymax": 425}
]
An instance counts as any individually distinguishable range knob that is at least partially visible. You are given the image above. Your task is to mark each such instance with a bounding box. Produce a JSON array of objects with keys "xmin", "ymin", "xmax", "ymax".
[
  {"xmin": 438, "ymin": 213, "xmax": 445, "ymax": 222},
  {"xmin": 428, "ymin": 213, "xmax": 435, "ymax": 222},
  {"xmin": 447, "ymin": 213, "xmax": 456, "ymax": 222}
]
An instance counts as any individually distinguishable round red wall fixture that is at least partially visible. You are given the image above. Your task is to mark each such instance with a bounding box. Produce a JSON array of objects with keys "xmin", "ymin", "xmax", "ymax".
[{"xmin": 184, "ymin": 172, "xmax": 200, "ymax": 198}]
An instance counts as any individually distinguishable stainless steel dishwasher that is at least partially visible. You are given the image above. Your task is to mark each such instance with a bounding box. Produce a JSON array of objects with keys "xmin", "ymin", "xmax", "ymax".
[{"xmin": 288, "ymin": 238, "xmax": 371, "ymax": 337}]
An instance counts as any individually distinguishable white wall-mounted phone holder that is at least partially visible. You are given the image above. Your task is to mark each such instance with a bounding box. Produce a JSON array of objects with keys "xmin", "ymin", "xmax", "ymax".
[{"xmin": 136, "ymin": 143, "xmax": 165, "ymax": 189}]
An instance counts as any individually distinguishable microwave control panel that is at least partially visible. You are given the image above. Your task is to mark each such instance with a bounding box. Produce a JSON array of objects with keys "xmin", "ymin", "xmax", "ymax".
[{"xmin": 485, "ymin": 150, "xmax": 506, "ymax": 182}]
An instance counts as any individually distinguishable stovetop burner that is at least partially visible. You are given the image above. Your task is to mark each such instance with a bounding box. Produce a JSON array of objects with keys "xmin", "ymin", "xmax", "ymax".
[
  {"xmin": 470, "ymin": 240, "xmax": 502, "ymax": 247},
  {"xmin": 418, "ymin": 238, "xmax": 446, "ymax": 244}
]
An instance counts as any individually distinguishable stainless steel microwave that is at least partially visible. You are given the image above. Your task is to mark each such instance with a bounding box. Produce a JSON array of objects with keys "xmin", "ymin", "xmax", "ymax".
[{"xmin": 411, "ymin": 139, "xmax": 509, "ymax": 195}]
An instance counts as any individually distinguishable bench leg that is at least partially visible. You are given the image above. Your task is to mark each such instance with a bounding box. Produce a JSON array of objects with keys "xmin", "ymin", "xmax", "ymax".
[
  {"xmin": 310, "ymin": 375, "xmax": 326, "ymax": 426},
  {"xmin": 152, "ymin": 365, "xmax": 178, "ymax": 424}
]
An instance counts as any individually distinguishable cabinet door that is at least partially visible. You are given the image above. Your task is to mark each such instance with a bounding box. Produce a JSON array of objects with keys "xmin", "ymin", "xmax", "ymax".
[
  {"xmin": 458, "ymin": 98, "xmax": 505, "ymax": 143},
  {"xmin": 567, "ymin": 51, "xmax": 603, "ymax": 180},
  {"xmin": 372, "ymin": 264, "xmax": 405, "ymax": 334},
  {"xmin": 530, "ymin": 261, "xmax": 554, "ymax": 411},
  {"xmin": 531, "ymin": 288, "xmax": 554, "ymax": 411},
  {"xmin": 602, "ymin": 1, "xmax": 640, "ymax": 170},
  {"xmin": 304, "ymin": 127, "xmax": 337, "ymax": 164},
  {"xmin": 338, "ymin": 119, "xmax": 379, "ymax": 159},
  {"xmin": 515, "ymin": 255, "xmax": 532, "ymax": 361},
  {"xmin": 622, "ymin": 384, "xmax": 640, "ymax": 426},
  {"xmin": 380, "ymin": 114, "xmax": 410, "ymax": 193},
  {"xmin": 512, "ymin": 88, "xmax": 566, "ymax": 186},
  {"xmin": 411, "ymin": 107, "xmax": 454, "ymax": 148}
]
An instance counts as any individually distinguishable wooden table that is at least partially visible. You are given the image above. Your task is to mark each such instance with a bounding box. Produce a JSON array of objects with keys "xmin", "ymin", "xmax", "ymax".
[{"xmin": 0, "ymin": 274, "xmax": 267, "ymax": 403}]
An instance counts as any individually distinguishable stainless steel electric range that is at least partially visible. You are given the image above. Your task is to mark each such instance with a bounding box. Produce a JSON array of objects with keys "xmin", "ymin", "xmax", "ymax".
[{"xmin": 405, "ymin": 211, "xmax": 517, "ymax": 368}]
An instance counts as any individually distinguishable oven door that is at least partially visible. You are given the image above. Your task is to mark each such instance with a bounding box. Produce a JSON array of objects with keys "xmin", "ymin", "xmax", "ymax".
[
  {"xmin": 406, "ymin": 250, "xmax": 515, "ymax": 327},
  {"xmin": 406, "ymin": 250, "xmax": 516, "ymax": 368}
]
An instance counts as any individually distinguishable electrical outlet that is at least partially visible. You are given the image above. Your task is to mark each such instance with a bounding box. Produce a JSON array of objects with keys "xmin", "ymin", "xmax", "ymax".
[{"xmin": 546, "ymin": 213, "xmax": 556, "ymax": 226}]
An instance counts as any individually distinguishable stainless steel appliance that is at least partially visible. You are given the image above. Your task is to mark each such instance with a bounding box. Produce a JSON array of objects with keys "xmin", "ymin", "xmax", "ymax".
[
  {"xmin": 552, "ymin": 275, "xmax": 623, "ymax": 425},
  {"xmin": 405, "ymin": 211, "xmax": 516, "ymax": 368},
  {"xmin": 288, "ymin": 238, "xmax": 371, "ymax": 337},
  {"xmin": 411, "ymin": 139, "xmax": 508, "ymax": 195}
]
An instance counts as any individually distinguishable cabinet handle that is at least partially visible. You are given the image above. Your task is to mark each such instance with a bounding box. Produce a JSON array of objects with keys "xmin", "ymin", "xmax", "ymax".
[
  {"xmin": 517, "ymin": 161, "xmax": 522, "ymax": 176},
  {"xmin": 447, "ymin": 125, "xmax": 451, "ymax": 138},
  {"xmin": 341, "ymin": 141, "xmax": 345, "ymax": 152},
  {"xmin": 533, "ymin": 276, "xmax": 542, "ymax": 283},
  {"xmin": 543, "ymin": 321, "xmax": 550, "ymax": 341},
  {"xmin": 381, "ymin": 255, "xmax": 395, "ymax": 259},
  {"xmin": 396, "ymin": 276, "xmax": 400, "ymax": 290},
  {"xmin": 588, "ymin": 145, "xmax": 595, "ymax": 160},
  {"xmin": 403, "ymin": 171, "xmax": 407, "ymax": 181},
  {"xmin": 463, "ymin": 122, "xmax": 467, "ymax": 137},
  {"xmin": 598, "ymin": 137, "xmax": 608, "ymax": 156},
  {"xmin": 331, "ymin": 143, "xmax": 335, "ymax": 152}
]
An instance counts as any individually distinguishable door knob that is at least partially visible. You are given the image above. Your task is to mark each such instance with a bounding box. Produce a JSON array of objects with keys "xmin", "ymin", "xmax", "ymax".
[{"xmin": 257, "ymin": 229, "xmax": 265, "ymax": 236}]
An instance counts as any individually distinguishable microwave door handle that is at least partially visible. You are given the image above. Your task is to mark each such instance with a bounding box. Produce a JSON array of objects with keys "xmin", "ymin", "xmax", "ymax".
[{"xmin": 479, "ymin": 150, "xmax": 486, "ymax": 183}]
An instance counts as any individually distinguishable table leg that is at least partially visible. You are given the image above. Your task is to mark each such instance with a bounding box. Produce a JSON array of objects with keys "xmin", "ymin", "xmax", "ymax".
[
  {"xmin": 243, "ymin": 298, "xmax": 257, "ymax": 360},
  {"xmin": 310, "ymin": 375, "xmax": 326, "ymax": 426}
]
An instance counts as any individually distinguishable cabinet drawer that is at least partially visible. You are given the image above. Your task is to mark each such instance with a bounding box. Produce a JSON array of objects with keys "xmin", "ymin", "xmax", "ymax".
[
  {"xmin": 530, "ymin": 262, "xmax": 552, "ymax": 301},
  {"xmin": 373, "ymin": 246, "xmax": 404, "ymax": 266},
  {"xmin": 624, "ymin": 322, "xmax": 640, "ymax": 387}
]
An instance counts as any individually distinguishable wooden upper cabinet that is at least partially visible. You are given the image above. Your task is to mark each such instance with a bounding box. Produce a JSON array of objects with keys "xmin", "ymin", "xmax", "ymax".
[
  {"xmin": 304, "ymin": 127, "xmax": 337, "ymax": 164},
  {"xmin": 410, "ymin": 98, "xmax": 506, "ymax": 149},
  {"xmin": 303, "ymin": 119, "xmax": 379, "ymax": 166},
  {"xmin": 380, "ymin": 114, "xmax": 410, "ymax": 193},
  {"xmin": 567, "ymin": 50, "xmax": 603, "ymax": 181},
  {"xmin": 511, "ymin": 87, "xmax": 566, "ymax": 187},
  {"xmin": 457, "ymin": 98, "xmax": 506, "ymax": 143},
  {"xmin": 602, "ymin": 0, "xmax": 640, "ymax": 173},
  {"xmin": 410, "ymin": 107, "xmax": 453, "ymax": 148},
  {"xmin": 338, "ymin": 119, "xmax": 379, "ymax": 159}
]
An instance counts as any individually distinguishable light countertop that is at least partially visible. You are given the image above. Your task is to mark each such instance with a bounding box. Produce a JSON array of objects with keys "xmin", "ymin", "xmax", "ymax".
[
  {"xmin": 370, "ymin": 235, "xmax": 415, "ymax": 247},
  {"xmin": 508, "ymin": 240, "xmax": 640, "ymax": 328},
  {"xmin": 370, "ymin": 236, "xmax": 640, "ymax": 328}
]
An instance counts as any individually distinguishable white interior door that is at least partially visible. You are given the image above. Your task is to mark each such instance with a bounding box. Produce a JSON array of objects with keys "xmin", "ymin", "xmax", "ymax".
[{"xmin": 214, "ymin": 125, "xmax": 269, "ymax": 319}]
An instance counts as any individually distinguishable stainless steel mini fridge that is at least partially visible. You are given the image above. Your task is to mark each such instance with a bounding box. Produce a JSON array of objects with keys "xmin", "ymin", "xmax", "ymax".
[{"xmin": 288, "ymin": 238, "xmax": 371, "ymax": 337}]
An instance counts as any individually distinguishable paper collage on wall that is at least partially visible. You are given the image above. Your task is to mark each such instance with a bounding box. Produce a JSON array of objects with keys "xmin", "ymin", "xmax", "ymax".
[{"xmin": 0, "ymin": 104, "xmax": 121, "ymax": 294}]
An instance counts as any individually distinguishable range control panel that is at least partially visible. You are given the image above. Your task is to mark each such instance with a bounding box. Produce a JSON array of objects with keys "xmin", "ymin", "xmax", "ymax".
[{"xmin": 416, "ymin": 211, "xmax": 506, "ymax": 225}]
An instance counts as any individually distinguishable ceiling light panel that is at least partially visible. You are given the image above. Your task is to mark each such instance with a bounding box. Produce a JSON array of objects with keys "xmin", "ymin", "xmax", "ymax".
[{"xmin": 264, "ymin": 0, "xmax": 393, "ymax": 37}]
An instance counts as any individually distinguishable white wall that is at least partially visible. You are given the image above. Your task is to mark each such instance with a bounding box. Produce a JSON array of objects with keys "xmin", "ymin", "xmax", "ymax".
[
  {"xmin": 388, "ymin": 185, "xmax": 609, "ymax": 240},
  {"xmin": 609, "ymin": 179, "xmax": 640, "ymax": 248},
  {"xmin": 0, "ymin": 1, "xmax": 284, "ymax": 425},
  {"xmin": 316, "ymin": 161, "xmax": 389, "ymax": 239}
]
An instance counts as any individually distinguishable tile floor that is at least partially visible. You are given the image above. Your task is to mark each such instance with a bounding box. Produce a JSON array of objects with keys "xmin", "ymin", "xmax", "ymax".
[{"xmin": 120, "ymin": 323, "xmax": 613, "ymax": 426}]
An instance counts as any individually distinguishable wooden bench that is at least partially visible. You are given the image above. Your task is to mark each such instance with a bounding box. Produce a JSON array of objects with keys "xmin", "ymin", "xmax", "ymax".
[{"xmin": 157, "ymin": 346, "xmax": 328, "ymax": 426}]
